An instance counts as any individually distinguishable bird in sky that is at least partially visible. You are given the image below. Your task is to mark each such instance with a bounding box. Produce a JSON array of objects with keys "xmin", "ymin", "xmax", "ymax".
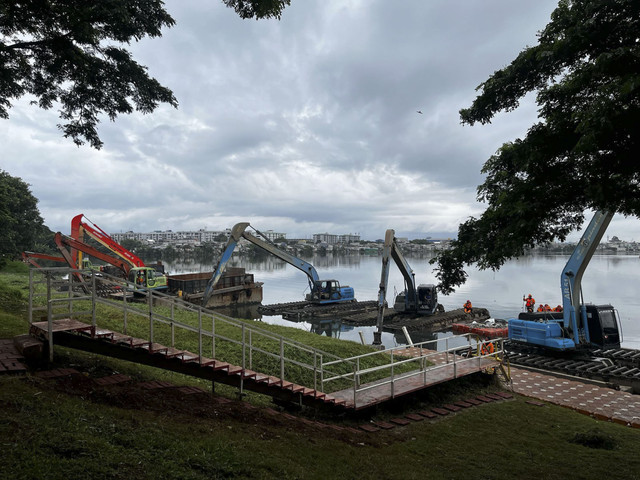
[{"xmin": 417, "ymin": 110, "xmax": 423, "ymax": 114}]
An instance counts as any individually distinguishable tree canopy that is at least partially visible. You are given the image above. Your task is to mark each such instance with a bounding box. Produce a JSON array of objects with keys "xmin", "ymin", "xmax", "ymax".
[
  {"xmin": 0, "ymin": 0, "xmax": 292, "ymax": 148},
  {"xmin": 433, "ymin": 0, "xmax": 640, "ymax": 294},
  {"xmin": 0, "ymin": 170, "xmax": 53, "ymax": 266}
]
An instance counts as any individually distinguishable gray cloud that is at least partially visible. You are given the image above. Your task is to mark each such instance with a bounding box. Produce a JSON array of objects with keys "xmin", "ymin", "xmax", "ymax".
[{"xmin": 4, "ymin": 0, "xmax": 637, "ymax": 241}]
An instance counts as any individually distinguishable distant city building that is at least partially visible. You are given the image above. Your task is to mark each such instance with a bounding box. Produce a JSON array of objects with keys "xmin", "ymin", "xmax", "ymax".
[
  {"xmin": 111, "ymin": 229, "xmax": 229, "ymax": 244},
  {"xmin": 260, "ymin": 230, "xmax": 286, "ymax": 241},
  {"xmin": 313, "ymin": 233, "xmax": 360, "ymax": 244}
]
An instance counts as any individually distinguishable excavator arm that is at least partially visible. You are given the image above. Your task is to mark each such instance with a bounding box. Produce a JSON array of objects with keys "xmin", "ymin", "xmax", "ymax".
[
  {"xmin": 22, "ymin": 251, "xmax": 67, "ymax": 269},
  {"xmin": 202, "ymin": 222, "xmax": 322, "ymax": 306},
  {"xmin": 374, "ymin": 229, "xmax": 418, "ymax": 344},
  {"xmin": 561, "ymin": 210, "xmax": 614, "ymax": 345},
  {"xmin": 202, "ymin": 222, "xmax": 320, "ymax": 305},
  {"xmin": 54, "ymin": 232, "xmax": 132, "ymax": 276},
  {"xmin": 71, "ymin": 214, "xmax": 145, "ymax": 269}
]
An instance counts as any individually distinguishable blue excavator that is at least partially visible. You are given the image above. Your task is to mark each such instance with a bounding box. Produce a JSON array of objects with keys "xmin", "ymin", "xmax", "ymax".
[
  {"xmin": 373, "ymin": 229, "xmax": 439, "ymax": 345},
  {"xmin": 508, "ymin": 211, "xmax": 622, "ymax": 351},
  {"xmin": 202, "ymin": 222, "xmax": 355, "ymax": 307}
]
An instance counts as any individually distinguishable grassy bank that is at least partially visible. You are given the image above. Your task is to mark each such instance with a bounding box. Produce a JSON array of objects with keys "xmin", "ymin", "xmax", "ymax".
[{"xmin": 1, "ymin": 262, "xmax": 640, "ymax": 479}]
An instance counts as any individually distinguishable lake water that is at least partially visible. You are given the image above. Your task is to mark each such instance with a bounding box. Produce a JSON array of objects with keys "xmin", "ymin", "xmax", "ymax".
[{"xmin": 164, "ymin": 254, "xmax": 640, "ymax": 350}]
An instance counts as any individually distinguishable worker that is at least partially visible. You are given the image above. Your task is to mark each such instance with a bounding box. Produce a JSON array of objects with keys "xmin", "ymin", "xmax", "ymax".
[
  {"xmin": 464, "ymin": 300, "xmax": 472, "ymax": 314},
  {"xmin": 137, "ymin": 271, "xmax": 145, "ymax": 285},
  {"xmin": 544, "ymin": 304, "xmax": 552, "ymax": 312},
  {"xmin": 554, "ymin": 305, "xmax": 563, "ymax": 312},
  {"xmin": 537, "ymin": 304, "xmax": 545, "ymax": 312},
  {"xmin": 524, "ymin": 294, "xmax": 536, "ymax": 313},
  {"xmin": 480, "ymin": 338, "xmax": 495, "ymax": 355}
]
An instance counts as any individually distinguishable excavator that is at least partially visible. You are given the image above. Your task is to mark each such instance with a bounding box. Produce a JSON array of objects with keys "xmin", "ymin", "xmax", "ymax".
[
  {"xmin": 69, "ymin": 214, "xmax": 167, "ymax": 289},
  {"xmin": 373, "ymin": 229, "xmax": 440, "ymax": 345},
  {"xmin": 202, "ymin": 222, "xmax": 355, "ymax": 307},
  {"xmin": 508, "ymin": 211, "xmax": 622, "ymax": 351},
  {"xmin": 53, "ymin": 232, "xmax": 168, "ymax": 292}
]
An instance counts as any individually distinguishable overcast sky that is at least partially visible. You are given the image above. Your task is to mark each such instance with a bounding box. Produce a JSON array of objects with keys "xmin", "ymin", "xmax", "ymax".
[{"xmin": 3, "ymin": 0, "xmax": 638, "ymax": 241}]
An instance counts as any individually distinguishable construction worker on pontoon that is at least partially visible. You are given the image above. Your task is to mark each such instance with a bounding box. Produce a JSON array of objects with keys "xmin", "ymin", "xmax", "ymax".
[
  {"xmin": 537, "ymin": 304, "xmax": 545, "ymax": 312},
  {"xmin": 464, "ymin": 300, "xmax": 472, "ymax": 314},
  {"xmin": 524, "ymin": 294, "xmax": 536, "ymax": 312}
]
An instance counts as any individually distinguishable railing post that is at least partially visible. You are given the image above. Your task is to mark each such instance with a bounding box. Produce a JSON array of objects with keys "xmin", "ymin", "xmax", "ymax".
[
  {"xmin": 122, "ymin": 283, "xmax": 128, "ymax": 335},
  {"xmin": 353, "ymin": 363, "xmax": 358, "ymax": 409},
  {"xmin": 46, "ymin": 273, "xmax": 53, "ymax": 362},
  {"xmin": 28, "ymin": 269, "xmax": 34, "ymax": 325},
  {"xmin": 280, "ymin": 338, "xmax": 285, "ymax": 383},
  {"xmin": 248, "ymin": 329, "xmax": 252, "ymax": 370},
  {"xmin": 211, "ymin": 313, "xmax": 216, "ymax": 359},
  {"xmin": 313, "ymin": 352, "xmax": 317, "ymax": 392},
  {"xmin": 390, "ymin": 350, "xmax": 395, "ymax": 398},
  {"xmin": 148, "ymin": 290, "xmax": 154, "ymax": 346},
  {"xmin": 445, "ymin": 337, "xmax": 449, "ymax": 364},
  {"xmin": 198, "ymin": 309, "xmax": 202, "ymax": 364},
  {"xmin": 453, "ymin": 344, "xmax": 457, "ymax": 378},
  {"xmin": 91, "ymin": 271, "xmax": 97, "ymax": 336},
  {"xmin": 240, "ymin": 324, "xmax": 246, "ymax": 397},
  {"xmin": 319, "ymin": 354, "xmax": 324, "ymax": 393},
  {"xmin": 171, "ymin": 302, "xmax": 175, "ymax": 348}
]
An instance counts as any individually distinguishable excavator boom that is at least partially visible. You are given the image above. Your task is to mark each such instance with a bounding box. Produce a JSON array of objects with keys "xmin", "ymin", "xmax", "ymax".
[
  {"xmin": 202, "ymin": 222, "xmax": 353, "ymax": 307},
  {"xmin": 55, "ymin": 232, "xmax": 131, "ymax": 276},
  {"xmin": 71, "ymin": 214, "xmax": 145, "ymax": 268}
]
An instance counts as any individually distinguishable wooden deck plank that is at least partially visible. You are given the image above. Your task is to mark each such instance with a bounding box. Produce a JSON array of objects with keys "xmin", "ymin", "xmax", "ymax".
[{"xmin": 330, "ymin": 356, "xmax": 500, "ymax": 410}]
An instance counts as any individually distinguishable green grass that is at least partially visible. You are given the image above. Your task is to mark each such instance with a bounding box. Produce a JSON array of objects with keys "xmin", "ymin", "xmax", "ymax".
[
  {"xmin": 2, "ymin": 261, "xmax": 640, "ymax": 479},
  {"xmin": 1, "ymin": 373, "xmax": 639, "ymax": 480}
]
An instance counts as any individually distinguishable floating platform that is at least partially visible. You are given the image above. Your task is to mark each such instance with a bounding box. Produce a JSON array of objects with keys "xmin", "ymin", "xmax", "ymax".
[
  {"xmin": 166, "ymin": 267, "xmax": 263, "ymax": 308},
  {"xmin": 452, "ymin": 322, "xmax": 508, "ymax": 339}
]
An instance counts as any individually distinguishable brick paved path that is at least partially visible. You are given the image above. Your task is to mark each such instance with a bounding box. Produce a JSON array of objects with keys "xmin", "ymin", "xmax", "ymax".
[{"xmin": 511, "ymin": 367, "xmax": 640, "ymax": 427}]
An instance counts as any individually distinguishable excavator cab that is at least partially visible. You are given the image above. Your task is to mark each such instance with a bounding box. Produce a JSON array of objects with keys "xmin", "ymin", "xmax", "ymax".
[{"xmin": 128, "ymin": 267, "xmax": 168, "ymax": 291}]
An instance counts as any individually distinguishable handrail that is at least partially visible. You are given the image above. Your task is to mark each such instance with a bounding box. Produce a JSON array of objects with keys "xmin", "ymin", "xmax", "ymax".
[{"xmin": 28, "ymin": 267, "xmax": 503, "ymax": 408}]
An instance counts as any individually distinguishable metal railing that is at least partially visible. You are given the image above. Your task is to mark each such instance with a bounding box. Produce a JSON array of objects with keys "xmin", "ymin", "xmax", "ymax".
[
  {"xmin": 322, "ymin": 335, "xmax": 504, "ymax": 407},
  {"xmin": 28, "ymin": 267, "xmax": 502, "ymax": 408}
]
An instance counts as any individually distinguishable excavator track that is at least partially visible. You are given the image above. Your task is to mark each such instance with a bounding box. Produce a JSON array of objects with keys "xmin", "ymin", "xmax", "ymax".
[{"xmin": 505, "ymin": 342, "xmax": 640, "ymax": 393}]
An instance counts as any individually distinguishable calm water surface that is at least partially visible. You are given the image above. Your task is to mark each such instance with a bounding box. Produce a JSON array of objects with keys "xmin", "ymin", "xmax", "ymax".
[{"xmin": 164, "ymin": 254, "xmax": 640, "ymax": 350}]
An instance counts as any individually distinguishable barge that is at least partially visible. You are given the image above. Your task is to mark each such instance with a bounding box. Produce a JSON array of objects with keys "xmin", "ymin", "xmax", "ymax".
[{"xmin": 166, "ymin": 267, "xmax": 263, "ymax": 308}]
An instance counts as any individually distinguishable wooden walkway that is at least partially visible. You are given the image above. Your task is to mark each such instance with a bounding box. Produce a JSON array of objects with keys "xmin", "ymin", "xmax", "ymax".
[
  {"xmin": 29, "ymin": 319, "xmax": 501, "ymax": 411},
  {"xmin": 331, "ymin": 346, "xmax": 501, "ymax": 410},
  {"xmin": 29, "ymin": 319, "xmax": 347, "ymax": 410}
]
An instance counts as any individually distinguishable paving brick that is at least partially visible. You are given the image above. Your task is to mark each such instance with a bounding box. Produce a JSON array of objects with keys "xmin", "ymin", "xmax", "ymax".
[
  {"xmin": 374, "ymin": 421, "xmax": 396, "ymax": 430},
  {"xmin": 454, "ymin": 401, "xmax": 474, "ymax": 408},
  {"xmin": 418, "ymin": 410, "xmax": 438, "ymax": 419},
  {"xmin": 389, "ymin": 418, "xmax": 411, "ymax": 426},
  {"xmin": 443, "ymin": 404, "xmax": 462, "ymax": 412},
  {"xmin": 405, "ymin": 413, "xmax": 424, "ymax": 422},
  {"xmin": 431, "ymin": 408, "xmax": 450, "ymax": 416},
  {"xmin": 612, "ymin": 418, "xmax": 629, "ymax": 427},
  {"xmin": 94, "ymin": 374, "xmax": 132, "ymax": 386},
  {"xmin": 495, "ymin": 391, "xmax": 514, "ymax": 399},
  {"xmin": 525, "ymin": 400, "xmax": 546, "ymax": 407},
  {"xmin": 359, "ymin": 424, "xmax": 380, "ymax": 433},
  {"xmin": 475, "ymin": 395, "xmax": 494, "ymax": 403},
  {"xmin": 593, "ymin": 413, "xmax": 610, "ymax": 422},
  {"xmin": 484, "ymin": 393, "xmax": 503, "ymax": 401},
  {"xmin": 465, "ymin": 398, "xmax": 483, "ymax": 406}
]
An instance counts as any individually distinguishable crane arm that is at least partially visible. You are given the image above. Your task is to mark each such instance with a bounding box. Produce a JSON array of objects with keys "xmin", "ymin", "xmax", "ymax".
[
  {"xmin": 71, "ymin": 214, "xmax": 145, "ymax": 268},
  {"xmin": 202, "ymin": 222, "xmax": 321, "ymax": 306},
  {"xmin": 561, "ymin": 210, "xmax": 614, "ymax": 345}
]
